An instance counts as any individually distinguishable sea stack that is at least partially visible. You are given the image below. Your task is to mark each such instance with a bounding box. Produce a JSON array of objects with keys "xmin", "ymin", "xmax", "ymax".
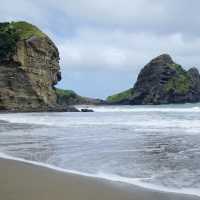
[
  {"xmin": 0, "ymin": 21, "xmax": 77, "ymax": 112},
  {"xmin": 107, "ymin": 54, "xmax": 200, "ymax": 104}
]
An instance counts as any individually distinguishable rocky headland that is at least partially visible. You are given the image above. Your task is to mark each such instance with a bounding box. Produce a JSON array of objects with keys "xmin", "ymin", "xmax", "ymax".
[
  {"xmin": 107, "ymin": 54, "xmax": 200, "ymax": 105},
  {"xmin": 0, "ymin": 21, "xmax": 78, "ymax": 112}
]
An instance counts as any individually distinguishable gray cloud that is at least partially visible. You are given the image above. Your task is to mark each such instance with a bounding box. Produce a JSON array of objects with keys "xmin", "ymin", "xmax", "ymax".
[
  {"xmin": 47, "ymin": 0, "xmax": 200, "ymax": 36},
  {"xmin": 57, "ymin": 28, "xmax": 200, "ymax": 71}
]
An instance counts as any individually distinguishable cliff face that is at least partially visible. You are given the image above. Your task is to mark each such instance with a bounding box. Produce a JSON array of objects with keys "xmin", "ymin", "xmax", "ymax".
[
  {"xmin": 0, "ymin": 21, "xmax": 76, "ymax": 112},
  {"xmin": 107, "ymin": 54, "xmax": 200, "ymax": 105}
]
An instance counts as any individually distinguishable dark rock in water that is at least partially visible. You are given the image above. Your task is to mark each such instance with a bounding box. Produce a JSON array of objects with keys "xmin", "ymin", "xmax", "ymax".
[
  {"xmin": 81, "ymin": 108, "xmax": 94, "ymax": 112},
  {"xmin": 107, "ymin": 54, "xmax": 200, "ymax": 104},
  {"xmin": 0, "ymin": 21, "xmax": 78, "ymax": 112}
]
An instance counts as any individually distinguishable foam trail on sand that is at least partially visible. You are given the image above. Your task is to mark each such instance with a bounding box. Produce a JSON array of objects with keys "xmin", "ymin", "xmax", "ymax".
[{"xmin": 0, "ymin": 152, "xmax": 199, "ymax": 198}]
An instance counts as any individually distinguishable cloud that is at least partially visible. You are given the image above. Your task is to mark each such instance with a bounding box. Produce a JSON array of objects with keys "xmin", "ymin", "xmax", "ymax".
[
  {"xmin": 46, "ymin": 0, "xmax": 200, "ymax": 36},
  {"xmin": 2, "ymin": 0, "xmax": 200, "ymax": 37},
  {"xmin": 57, "ymin": 28, "xmax": 200, "ymax": 72}
]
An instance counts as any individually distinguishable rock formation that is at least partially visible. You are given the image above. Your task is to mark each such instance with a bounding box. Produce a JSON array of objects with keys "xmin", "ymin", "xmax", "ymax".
[
  {"xmin": 107, "ymin": 54, "xmax": 200, "ymax": 104},
  {"xmin": 0, "ymin": 21, "xmax": 77, "ymax": 112}
]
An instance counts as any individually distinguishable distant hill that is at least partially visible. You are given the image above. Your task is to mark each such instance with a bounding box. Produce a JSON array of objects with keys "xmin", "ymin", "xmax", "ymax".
[{"xmin": 55, "ymin": 88, "xmax": 106, "ymax": 106}]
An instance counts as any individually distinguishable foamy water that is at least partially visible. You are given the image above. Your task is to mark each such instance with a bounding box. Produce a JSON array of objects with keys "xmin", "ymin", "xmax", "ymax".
[{"xmin": 0, "ymin": 104, "xmax": 200, "ymax": 196}]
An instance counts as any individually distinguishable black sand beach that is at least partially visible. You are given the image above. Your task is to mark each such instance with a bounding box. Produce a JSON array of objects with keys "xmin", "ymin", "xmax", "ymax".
[{"xmin": 0, "ymin": 158, "xmax": 199, "ymax": 200}]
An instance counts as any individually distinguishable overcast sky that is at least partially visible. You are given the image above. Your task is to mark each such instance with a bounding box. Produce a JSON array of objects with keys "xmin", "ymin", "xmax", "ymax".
[{"xmin": 1, "ymin": 0, "xmax": 200, "ymax": 98}]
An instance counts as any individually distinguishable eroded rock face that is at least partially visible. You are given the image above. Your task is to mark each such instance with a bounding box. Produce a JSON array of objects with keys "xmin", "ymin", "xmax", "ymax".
[
  {"xmin": 0, "ymin": 22, "xmax": 71, "ymax": 112},
  {"xmin": 107, "ymin": 54, "xmax": 200, "ymax": 105},
  {"xmin": 130, "ymin": 54, "xmax": 200, "ymax": 104}
]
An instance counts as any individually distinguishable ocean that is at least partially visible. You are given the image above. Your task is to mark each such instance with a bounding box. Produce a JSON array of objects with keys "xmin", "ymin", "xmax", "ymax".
[{"xmin": 0, "ymin": 104, "xmax": 200, "ymax": 196}]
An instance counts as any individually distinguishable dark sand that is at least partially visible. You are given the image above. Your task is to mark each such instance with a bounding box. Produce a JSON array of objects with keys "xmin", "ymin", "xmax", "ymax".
[{"xmin": 0, "ymin": 158, "xmax": 199, "ymax": 200}]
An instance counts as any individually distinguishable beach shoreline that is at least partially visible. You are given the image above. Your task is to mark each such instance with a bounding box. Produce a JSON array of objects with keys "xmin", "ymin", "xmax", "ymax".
[{"xmin": 0, "ymin": 157, "xmax": 199, "ymax": 200}]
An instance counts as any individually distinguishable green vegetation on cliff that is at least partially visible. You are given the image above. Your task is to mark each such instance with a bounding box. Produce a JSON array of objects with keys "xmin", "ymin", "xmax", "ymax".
[
  {"xmin": 107, "ymin": 88, "xmax": 133, "ymax": 103},
  {"xmin": 0, "ymin": 23, "xmax": 19, "ymax": 60},
  {"xmin": 0, "ymin": 21, "xmax": 46, "ymax": 61},
  {"xmin": 55, "ymin": 88, "xmax": 85, "ymax": 105},
  {"xmin": 165, "ymin": 63, "xmax": 191, "ymax": 94},
  {"xmin": 167, "ymin": 63, "xmax": 182, "ymax": 72},
  {"xmin": 11, "ymin": 21, "xmax": 45, "ymax": 40},
  {"xmin": 164, "ymin": 74, "xmax": 191, "ymax": 94},
  {"xmin": 55, "ymin": 88, "xmax": 78, "ymax": 99}
]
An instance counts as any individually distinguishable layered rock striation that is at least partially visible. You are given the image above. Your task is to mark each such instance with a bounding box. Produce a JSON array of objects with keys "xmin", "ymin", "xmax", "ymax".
[
  {"xmin": 0, "ymin": 21, "xmax": 77, "ymax": 112},
  {"xmin": 107, "ymin": 54, "xmax": 200, "ymax": 104}
]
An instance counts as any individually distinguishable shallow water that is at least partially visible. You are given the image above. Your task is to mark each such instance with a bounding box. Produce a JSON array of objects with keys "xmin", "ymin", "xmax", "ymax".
[{"xmin": 0, "ymin": 104, "xmax": 200, "ymax": 195}]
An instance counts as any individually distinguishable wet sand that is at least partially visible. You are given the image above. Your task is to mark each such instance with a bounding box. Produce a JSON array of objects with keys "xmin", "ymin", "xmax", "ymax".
[{"xmin": 0, "ymin": 158, "xmax": 199, "ymax": 200}]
